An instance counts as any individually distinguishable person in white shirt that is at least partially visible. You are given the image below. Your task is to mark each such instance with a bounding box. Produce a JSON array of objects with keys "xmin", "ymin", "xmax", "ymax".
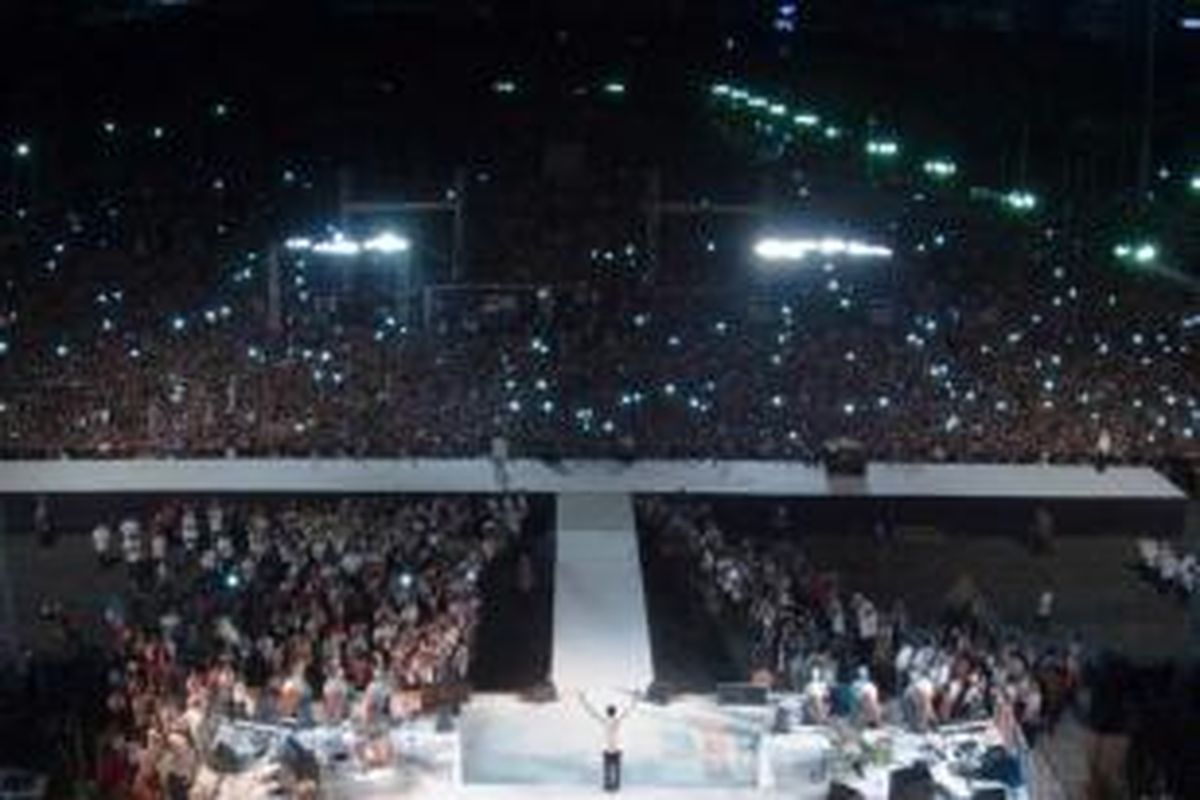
[
  {"xmin": 93, "ymin": 523, "xmax": 114, "ymax": 567},
  {"xmin": 1095, "ymin": 428, "xmax": 1112, "ymax": 471},
  {"xmin": 1155, "ymin": 546, "xmax": 1178, "ymax": 591},
  {"xmin": 180, "ymin": 507, "xmax": 199, "ymax": 551},
  {"xmin": 216, "ymin": 528, "xmax": 234, "ymax": 563},
  {"xmin": 855, "ymin": 594, "xmax": 878, "ymax": 662},
  {"xmin": 905, "ymin": 674, "xmax": 936, "ymax": 732},
  {"xmin": 802, "ymin": 668, "xmax": 831, "ymax": 724},
  {"xmin": 151, "ymin": 529, "xmax": 168, "ymax": 564},
  {"xmin": 206, "ymin": 500, "xmax": 224, "ymax": 536},
  {"xmin": 1137, "ymin": 538, "xmax": 1159, "ymax": 577},
  {"xmin": 1178, "ymin": 554, "xmax": 1197, "ymax": 596},
  {"xmin": 852, "ymin": 666, "xmax": 882, "ymax": 727},
  {"xmin": 120, "ymin": 517, "xmax": 141, "ymax": 571},
  {"xmin": 579, "ymin": 692, "xmax": 637, "ymax": 792},
  {"xmin": 828, "ymin": 597, "xmax": 846, "ymax": 639},
  {"xmin": 1036, "ymin": 590, "xmax": 1054, "ymax": 630}
]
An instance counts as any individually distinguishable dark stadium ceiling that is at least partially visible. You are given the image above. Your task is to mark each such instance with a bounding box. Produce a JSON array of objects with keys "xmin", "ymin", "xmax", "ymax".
[{"xmin": 15, "ymin": 0, "xmax": 1200, "ymax": 46}]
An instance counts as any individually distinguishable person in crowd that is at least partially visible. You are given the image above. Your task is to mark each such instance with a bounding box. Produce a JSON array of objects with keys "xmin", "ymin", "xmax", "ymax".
[
  {"xmin": 1134, "ymin": 538, "xmax": 1198, "ymax": 599},
  {"xmin": 93, "ymin": 522, "xmax": 115, "ymax": 568},
  {"xmin": 1036, "ymin": 589, "xmax": 1055, "ymax": 631},
  {"xmin": 851, "ymin": 666, "xmax": 882, "ymax": 728},
  {"xmin": 802, "ymin": 668, "xmax": 832, "ymax": 725}
]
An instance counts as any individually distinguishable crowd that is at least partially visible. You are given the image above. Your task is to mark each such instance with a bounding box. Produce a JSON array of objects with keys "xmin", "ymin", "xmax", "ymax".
[
  {"xmin": 86, "ymin": 494, "xmax": 529, "ymax": 799},
  {"xmin": 638, "ymin": 497, "xmax": 1082, "ymax": 748},
  {"xmin": 3, "ymin": 258, "xmax": 1198, "ymax": 465},
  {"xmin": 1134, "ymin": 538, "xmax": 1198, "ymax": 600}
]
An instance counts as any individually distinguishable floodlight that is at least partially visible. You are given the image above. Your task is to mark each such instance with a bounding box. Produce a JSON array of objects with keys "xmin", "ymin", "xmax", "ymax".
[
  {"xmin": 865, "ymin": 140, "xmax": 899, "ymax": 158},
  {"xmin": 313, "ymin": 235, "xmax": 361, "ymax": 257},
  {"xmin": 362, "ymin": 232, "xmax": 410, "ymax": 254},
  {"xmin": 1003, "ymin": 190, "xmax": 1038, "ymax": 211},
  {"xmin": 923, "ymin": 159, "xmax": 957, "ymax": 179},
  {"xmin": 754, "ymin": 237, "xmax": 893, "ymax": 262}
]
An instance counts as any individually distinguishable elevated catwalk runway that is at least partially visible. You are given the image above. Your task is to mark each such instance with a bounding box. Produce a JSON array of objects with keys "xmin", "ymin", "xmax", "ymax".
[
  {"xmin": 552, "ymin": 493, "xmax": 654, "ymax": 691},
  {"xmin": 0, "ymin": 457, "xmax": 1183, "ymax": 498}
]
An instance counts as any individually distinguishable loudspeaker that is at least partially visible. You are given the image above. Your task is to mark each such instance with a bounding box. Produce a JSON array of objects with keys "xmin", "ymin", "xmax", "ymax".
[
  {"xmin": 970, "ymin": 789, "xmax": 1008, "ymax": 800},
  {"xmin": 521, "ymin": 680, "xmax": 558, "ymax": 703},
  {"xmin": 888, "ymin": 762, "xmax": 935, "ymax": 800},
  {"xmin": 716, "ymin": 682, "xmax": 768, "ymax": 706},
  {"xmin": 823, "ymin": 439, "xmax": 867, "ymax": 476},
  {"xmin": 209, "ymin": 742, "xmax": 244, "ymax": 774},
  {"xmin": 645, "ymin": 681, "xmax": 672, "ymax": 705},
  {"xmin": 278, "ymin": 737, "xmax": 320, "ymax": 783},
  {"xmin": 829, "ymin": 783, "xmax": 866, "ymax": 800},
  {"xmin": 975, "ymin": 746, "xmax": 1022, "ymax": 787}
]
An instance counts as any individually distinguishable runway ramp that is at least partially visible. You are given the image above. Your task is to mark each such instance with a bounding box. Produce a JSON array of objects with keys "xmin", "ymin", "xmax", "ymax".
[{"xmin": 552, "ymin": 493, "xmax": 654, "ymax": 691}]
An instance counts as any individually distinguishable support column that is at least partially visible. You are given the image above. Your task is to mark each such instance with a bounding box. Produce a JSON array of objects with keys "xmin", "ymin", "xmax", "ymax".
[{"xmin": 0, "ymin": 499, "xmax": 17, "ymax": 660}]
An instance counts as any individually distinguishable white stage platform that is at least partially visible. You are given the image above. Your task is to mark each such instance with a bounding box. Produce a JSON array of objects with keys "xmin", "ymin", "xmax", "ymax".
[
  {"xmin": 552, "ymin": 494, "xmax": 655, "ymax": 691},
  {"xmin": 208, "ymin": 695, "xmax": 1038, "ymax": 800},
  {"xmin": 0, "ymin": 458, "xmax": 1183, "ymax": 499}
]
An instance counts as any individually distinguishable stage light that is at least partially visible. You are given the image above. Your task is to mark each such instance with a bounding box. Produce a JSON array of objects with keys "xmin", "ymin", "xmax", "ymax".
[
  {"xmin": 768, "ymin": 103, "xmax": 788, "ymax": 117},
  {"xmin": 823, "ymin": 126, "xmax": 841, "ymax": 140},
  {"xmin": 102, "ymin": 121, "xmax": 117, "ymax": 135},
  {"xmin": 493, "ymin": 80, "xmax": 518, "ymax": 94},
  {"xmin": 1190, "ymin": 175, "xmax": 1200, "ymax": 193},
  {"xmin": 711, "ymin": 84, "xmax": 731, "ymax": 96},
  {"xmin": 285, "ymin": 237, "xmax": 311, "ymax": 250},
  {"xmin": 12, "ymin": 141, "xmax": 30, "ymax": 158},
  {"xmin": 793, "ymin": 113, "xmax": 820, "ymax": 127},
  {"xmin": 603, "ymin": 82, "xmax": 626, "ymax": 95}
]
